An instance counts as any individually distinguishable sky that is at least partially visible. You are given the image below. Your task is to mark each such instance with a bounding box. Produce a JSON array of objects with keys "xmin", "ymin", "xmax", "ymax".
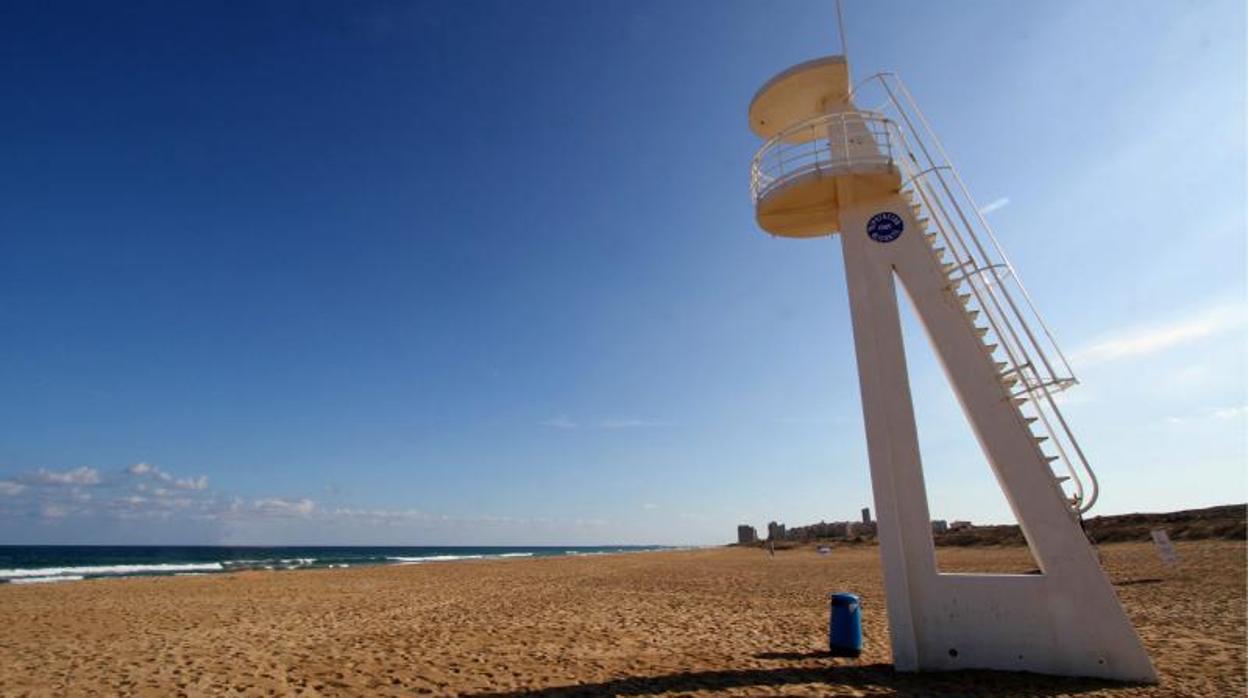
[{"xmin": 0, "ymin": 0, "xmax": 1244, "ymax": 546}]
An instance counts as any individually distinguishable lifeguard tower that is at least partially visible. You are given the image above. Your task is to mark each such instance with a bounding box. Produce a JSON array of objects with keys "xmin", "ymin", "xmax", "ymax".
[{"xmin": 747, "ymin": 10, "xmax": 1157, "ymax": 683}]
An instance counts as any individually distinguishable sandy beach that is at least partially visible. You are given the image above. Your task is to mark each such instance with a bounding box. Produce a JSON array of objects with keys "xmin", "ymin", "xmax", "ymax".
[{"xmin": 0, "ymin": 541, "xmax": 1242, "ymax": 696}]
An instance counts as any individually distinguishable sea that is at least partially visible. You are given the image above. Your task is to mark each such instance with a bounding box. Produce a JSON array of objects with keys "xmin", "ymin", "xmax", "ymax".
[{"xmin": 0, "ymin": 545, "xmax": 670, "ymax": 585}]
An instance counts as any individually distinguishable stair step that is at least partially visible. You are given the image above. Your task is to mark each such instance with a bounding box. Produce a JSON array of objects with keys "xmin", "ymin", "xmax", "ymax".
[
  {"xmin": 943, "ymin": 262, "xmax": 957, "ymax": 274},
  {"xmin": 1001, "ymin": 375, "xmax": 1019, "ymax": 388},
  {"xmin": 1012, "ymin": 395, "xmax": 1029, "ymax": 406},
  {"xmin": 984, "ymin": 343, "xmax": 999, "ymax": 354},
  {"xmin": 1024, "ymin": 416, "xmax": 1039, "ymax": 424},
  {"xmin": 994, "ymin": 361, "xmax": 1008, "ymax": 372},
  {"xmin": 958, "ymin": 293, "xmax": 972, "ymax": 306},
  {"xmin": 925, "ymin": 232, "xmax": 939, "ymax": 244},
  {"xmin": 1045, "ymin": 455, "xmax": 1061, "ymax": 463},
  {"xmin": 916, "ymin": 216, "xmax": 929, "ymax": 227},
  {"xmin": 1055, "ymin": 475, "xmax": 1071, "ymax": 484},
  {"xmin": 966, "ymin": 310, "xmax": 980, "ymax": 321},
  {"xmin": 1034, "ymin": 436, "xmax": 1050, "ymax": 444}
]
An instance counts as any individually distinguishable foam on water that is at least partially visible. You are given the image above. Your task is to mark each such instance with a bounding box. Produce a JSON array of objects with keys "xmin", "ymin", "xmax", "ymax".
[
  {"xmin": 389, "ymin": 554, "xmax": 486, "ymax": 564},
  {"xmin": 0, "ymin": 562, "xmax": 224, "ymax": 580},
  {"xmin": 0, "ymin": 545, "xmax": 670, "ymax": 584},
  {"xmin": 9, "ymin": 575, "xmax": 86, "ymax": 585}
]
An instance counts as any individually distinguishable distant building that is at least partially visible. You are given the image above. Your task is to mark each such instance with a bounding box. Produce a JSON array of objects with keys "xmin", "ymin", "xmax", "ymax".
[
  {"xmin": 767, "ymin": 521, "xmax": 786, "ymax": 541},
  {"xmin": 737, "ymin": 524, "xmax": 758, "ymax": 544},
  {"xmin": 931, "ymin": 520, "xmax": 948, "ymax": 534},
  {"xmin": 861, "ymin": 507, "xmax": 872, "ymax": 524},
  {"xmin": 949, "ymin": 520, "xmax": 973, "ymax": 531},
  {"xmin": 787, "ymin": 520, "xmax": 849, "ymax": 541}
]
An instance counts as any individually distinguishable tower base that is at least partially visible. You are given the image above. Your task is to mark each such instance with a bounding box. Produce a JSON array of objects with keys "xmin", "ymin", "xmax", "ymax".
[{"xmin": 836, "ymin": 182, "xmax": 1157, "ymax": 683}]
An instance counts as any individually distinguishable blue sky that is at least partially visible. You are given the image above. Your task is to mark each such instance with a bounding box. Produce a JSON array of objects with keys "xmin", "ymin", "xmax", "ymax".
[{"xmin": 0, "ymin": 0, "xmax": 1244, "ymax": 545}]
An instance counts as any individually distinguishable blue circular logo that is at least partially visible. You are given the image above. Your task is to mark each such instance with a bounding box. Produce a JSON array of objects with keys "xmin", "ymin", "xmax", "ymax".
[{"xmin": 866, "ymin": 212, "xmax": 904, "ymax": 243}]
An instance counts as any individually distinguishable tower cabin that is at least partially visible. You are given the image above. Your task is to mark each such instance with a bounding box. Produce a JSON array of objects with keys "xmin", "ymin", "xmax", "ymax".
[{"xmin": 749, "ymin": 55, "xmax": 898, "ymax": 237}]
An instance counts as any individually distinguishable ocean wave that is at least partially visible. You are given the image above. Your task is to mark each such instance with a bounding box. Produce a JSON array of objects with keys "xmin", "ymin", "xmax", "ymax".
[
  {"xmin": 0, "ymin": 562, "xmax": 224, "ymax": 580},
  {"xmin": 496, "ymin": 552, "xmax": 534, "ymax": 558},
  {"xmin": 280, "ymin": 558, "xmax": 318, "ymax": 566},
  {"xmin": 222, "ymin": 557, "xmax": 316, "ymax": 566},
  {"xmin": 219, "ymin": 557, "xmax": 325, "ymax": 571},
  {"xmin": 388, "ymin": 554, "xmax": 485, "ymax": 564},
  {"xmin": 8, "ymin": 575, "xmax": 87, "ymax": 585}
]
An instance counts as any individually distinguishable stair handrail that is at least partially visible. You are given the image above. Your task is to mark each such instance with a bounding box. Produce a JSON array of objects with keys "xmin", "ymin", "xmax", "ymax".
[
  {"xmin": 863, "ymin": 75, "xmax": 1099, "ymax": 514},
  {"xmin": 889, "ymin": 76, "xmax": 1079, "ymax": 383},
  {"xmin": 897, "ymin": 130, "xmax": 1094, "ymax": 512},
  {"xmin": 884, "ymin": 74, "xmax": 1098, "ymax": 512}
]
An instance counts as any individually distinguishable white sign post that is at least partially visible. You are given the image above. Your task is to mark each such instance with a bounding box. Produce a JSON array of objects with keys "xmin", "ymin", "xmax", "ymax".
[{"xmin": 1150, "ymin": 529, "xmax": 1179, "ymax": 567}]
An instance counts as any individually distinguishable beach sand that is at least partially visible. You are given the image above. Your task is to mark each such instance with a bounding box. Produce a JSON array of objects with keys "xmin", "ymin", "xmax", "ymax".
[{"xmin": 0, "ymin": 541, "xmax": 1242, "ymax": 696}]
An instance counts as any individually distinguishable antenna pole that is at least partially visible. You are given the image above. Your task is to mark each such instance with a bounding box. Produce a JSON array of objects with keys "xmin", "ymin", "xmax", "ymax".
[{"xmin": 836, "ymin": 0, "xmax": 851, "ymax": 82}]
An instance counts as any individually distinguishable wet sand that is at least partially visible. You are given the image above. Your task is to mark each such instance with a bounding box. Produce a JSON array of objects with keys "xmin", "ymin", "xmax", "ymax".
[{"xmin": 0, "ymin": 541, "xmax": 1242, "ymax": 696}]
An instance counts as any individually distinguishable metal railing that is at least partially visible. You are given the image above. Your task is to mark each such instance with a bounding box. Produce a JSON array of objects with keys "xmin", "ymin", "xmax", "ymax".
[
  {"xmin": 750, "ymin": 111, "xmax": 901, "ymax": 204},
  {"xmin": 860, "ymin": 72, "xmax": 1098, "ymax": 514},
  {"xmin": 749, "ymin": 73, "xmax": 1099, "ymax": 515}
]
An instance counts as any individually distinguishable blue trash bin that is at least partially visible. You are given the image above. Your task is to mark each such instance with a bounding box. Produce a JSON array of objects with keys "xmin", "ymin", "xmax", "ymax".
[{"xmin": 828, "ymin": 592, "xmax": 862, "ymax": 657}]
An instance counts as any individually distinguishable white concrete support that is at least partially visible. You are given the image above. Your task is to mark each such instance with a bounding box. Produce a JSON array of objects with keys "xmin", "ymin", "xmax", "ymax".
[{"xmin": 836, "ymin": 182, "xmax": 1158, "ymax": 683}]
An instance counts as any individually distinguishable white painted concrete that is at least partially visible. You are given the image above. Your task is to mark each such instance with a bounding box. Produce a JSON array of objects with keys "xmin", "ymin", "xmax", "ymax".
[
  {"xmin": 748, "ymin": 55, "xmax": 1157, "ymax": 683},
  {"xmin": 836, "ymin": 188, "xmax": 1157, "ymax": 681}
]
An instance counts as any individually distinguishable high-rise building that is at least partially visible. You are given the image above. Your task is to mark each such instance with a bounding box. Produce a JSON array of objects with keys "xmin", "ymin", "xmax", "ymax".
[
  {"xmin": 736, "ymin": 524, "xmax": 758, "ymax": 544},
  {"xmin": 767, "ymin": 521, "xmax": 786, "ymax": 541}
]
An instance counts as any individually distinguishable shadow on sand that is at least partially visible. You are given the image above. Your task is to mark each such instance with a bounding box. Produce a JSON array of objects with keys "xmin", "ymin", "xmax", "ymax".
[
  {"xmin": 466, "ymin": 659, "xmax": 1138, "ymax": 697},
  {"xmin": 1114, "ymin": 577, "xmax": 1165, "ymax": 586}
]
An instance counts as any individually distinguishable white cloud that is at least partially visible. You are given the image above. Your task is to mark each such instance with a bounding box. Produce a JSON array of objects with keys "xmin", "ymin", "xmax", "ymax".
[
  {"xmin": 540, "ymin": 415, "xmax": 577, "ymax": 429},
  {"xmin": 542, "ymin": 415, "xmax": 672, "ymax": 430},
  {"xmin": 0, "ymin": 481, "xmax": 26, "ymax": 496},
  {"xmin": 175, "ymin": 476, "xmax": 209, "ymax": 491},
  {"xmin": 251, "ymin": 498, "xmax": 316, "ymax": 517},
  {"xmin": 770, "ymin": 414, "xmax": 845, "ymax": 425},
  {"xmin": 598, "ymin": 418, "xmax": 670, "ymax": 429},
  {"xmin": 0, "ymin": 461, "xmax": 614, "ymax": 543},
  {"xmin": 641, "ymin": 502, "xmax": 659, "ymax": 511},
  {"xmin": 978, "ymin": 197, "xmax": 1011, "ymax": 215},
  {"xmin": 1211, "ymin": 406, "xmax": 1247, "ymax": 420},
  {"xmin": 329, "ymin": 506, "xmax": 431, "ymax": 523},
  {"xmin": 1072, "ymin": 303, "xmax": 1247, "ymax": 366},
  {"xmin": 30, "ymin": 467, "xmax": 100, "ymax": 486},
  {"xmin": 1165, "ymin": 405, "xmax": 1248, "ymax": 425},
  {"xmin": 40, "ymin": 504, "xmax": 68, "ymax": 519},
  {"xmin": 128, "ymin": 462, "xmax": 207, "ymax": 490}
]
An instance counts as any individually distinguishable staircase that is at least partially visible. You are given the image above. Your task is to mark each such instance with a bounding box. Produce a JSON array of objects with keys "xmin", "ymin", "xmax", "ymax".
[{"xmin": 853, "ymin": 73, "xmax": 1098, "ymax": 515}]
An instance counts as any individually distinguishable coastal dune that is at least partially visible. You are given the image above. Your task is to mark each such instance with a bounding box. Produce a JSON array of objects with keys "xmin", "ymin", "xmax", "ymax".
[{"xmin": 0, "ymin": 541, "xmax": 1243, "ymax": 696}]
